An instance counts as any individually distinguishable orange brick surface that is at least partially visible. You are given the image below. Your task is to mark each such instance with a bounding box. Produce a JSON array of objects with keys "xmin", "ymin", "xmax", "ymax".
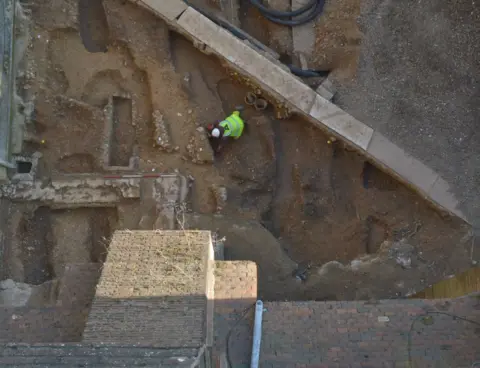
[{"xmin": 213, "ymin": 261, "xmax": 258, "ymax": 367}]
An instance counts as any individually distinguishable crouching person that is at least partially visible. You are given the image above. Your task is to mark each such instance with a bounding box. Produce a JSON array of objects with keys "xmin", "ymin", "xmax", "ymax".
[{"xmin": 207, "ymin": 110, "xmax": 244, "ymax": 154}]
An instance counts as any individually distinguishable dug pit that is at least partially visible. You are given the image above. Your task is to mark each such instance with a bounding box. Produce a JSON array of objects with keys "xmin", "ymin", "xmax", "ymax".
[
  {"xmin": 2, "ymin": 0, "xmax": 473, "ymax": 310},
  {"xmin": 5, "ymin": 205, "xmax": 118, "ymax": 285}
]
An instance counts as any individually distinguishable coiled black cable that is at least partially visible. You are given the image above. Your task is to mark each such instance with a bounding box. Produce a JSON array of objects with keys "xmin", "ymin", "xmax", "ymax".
[{"xmin": 249, "ymin": 0, "xmax": 326, "ymax": 26}]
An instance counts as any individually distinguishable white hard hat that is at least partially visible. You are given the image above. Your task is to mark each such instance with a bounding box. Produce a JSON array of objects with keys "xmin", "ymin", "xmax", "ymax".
[{"xmin": 211, "ymin": 128, "xmax": 221, "ymax": 138}]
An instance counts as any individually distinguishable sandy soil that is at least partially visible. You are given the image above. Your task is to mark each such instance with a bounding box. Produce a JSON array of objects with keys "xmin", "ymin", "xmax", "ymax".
[
  {"xmin": 312, "ymin": 0, "xmax": 363, "ymax": 79},
  {"xmin": 2, "ymin": 204, "xmax": 116, "ymax": 285},
  {"xmin": 7, "ymin": 0, "xmax": 472, "ymax": 304}
]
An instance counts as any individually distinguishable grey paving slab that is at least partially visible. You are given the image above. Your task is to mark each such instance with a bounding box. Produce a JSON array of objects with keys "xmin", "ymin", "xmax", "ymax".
[
  {"xmin": 131, "ymin": 0, "xmax": 188, "ymax": 21},
  {"xmin": 367, "ymin": 131, "xmax": 439, "ymax": 195},
  {"xmin": 0, "ymin": 0, "xmax": 15, "ymax": 167},
  {"xmin": 316, "ymin": 78, "xmax": 336, "ymax": 101},
  {"xmin": 367, "ymin": 132, "xmax": 467, "ymax": 219},
  {"xmin": 334, "ymin": 0, "xmax": 480, "ymax": 225},
  {"xmin": 309, "ymin": 94, "xmax": 373, "ymax": 150}
]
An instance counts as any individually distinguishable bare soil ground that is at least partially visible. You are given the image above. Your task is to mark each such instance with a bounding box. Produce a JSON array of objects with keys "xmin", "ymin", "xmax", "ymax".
[
  {"xmin": 228, "ymin": 0, "xmax": 363, "ymax": 78},
  {"xmin": 1, "ymin": 0, "xmax": 472, "ymax": 311},
  {"xmin": 2, "ymin": 204, "xmax": 116, "ymax": 285},
  {"xmin": 312, "ymin": 0, "xmax": 363, "ymax": 79}
]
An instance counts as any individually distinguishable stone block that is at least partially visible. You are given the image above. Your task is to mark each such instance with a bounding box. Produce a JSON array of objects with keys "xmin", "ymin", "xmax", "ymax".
[
  {"xmin": 298, "ymin": 53, "xmax": 309, "ymax": 69},
  {"xmin": 428, "ymin": 177, "xmax": 466, "ymax": 220},
  {"xmin": 177, "ymin": 7, "xmax": 316, "ymax": 113},
  {"xmin": 316, "ymin": 85, "xmax": 335, "ymax": 101},
  {"xmin": 133, "ymin": 0, "xmax": 188, "ymax": 21},
  {"xmin": 292, "ymin": 0, "xmax": 316, "ymax": 55},
  {"xmin": 367, "ymin": 131, "xmax": 439, "ymax": 194},
  {"xmin": 214, "ymin": 261, "xmax": 257, "ymax": 301},
  {"xmin": 316, "ymin": 78, "xmax": 336, "ymax": 101},
  {"xmin": 309, "ymin": 94, "xmax": 373, "ymax": 150}
]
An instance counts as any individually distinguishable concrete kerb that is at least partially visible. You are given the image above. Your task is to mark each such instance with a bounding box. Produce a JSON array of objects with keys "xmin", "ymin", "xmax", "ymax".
[
  {"xmin": 130, "ymin": 1, "xmax": 468, "ymax": 224},
  {"xmin": 128, "ymin": 0, "xmax": 188, "ymax": 21},
  {"xmin": 364, "ymin": 131, "xmax": 466, "ymax": 222},
  {"xmin": 308, "ymin": 94, "xmax": 373, "ymax": 150}
]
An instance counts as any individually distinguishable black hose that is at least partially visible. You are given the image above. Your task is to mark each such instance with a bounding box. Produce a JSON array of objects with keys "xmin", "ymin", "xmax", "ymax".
[
  {"xmin": 249, "ymin": 0, "xmax": 326, "ymax": 26},
  {"xmin": 288, "ymin": 64, "xmax": 329, "ymax": 78},
  {"xmin": 249, "ymin": 0, "xmax": 319, "ymax": 18}
]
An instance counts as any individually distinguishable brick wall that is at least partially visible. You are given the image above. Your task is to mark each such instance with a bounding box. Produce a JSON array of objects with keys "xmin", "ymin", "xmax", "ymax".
[
  {"xmin": 83, "ymin": 231, "xmax": 211, "ymax": 348},
  {"xmin": 225, "ymin": 294, "xmax": 480, "ymax": 367},
  {"xmin": 83, "ymin": 296, "xmax": 206, "ymax": 347},
  {"xmin": 213, "ymin": 261, "xmax": 257, "ymax": 367},
  {"xmin": 214, "ymin": 261, "xmax": 257, "ymax": 303},
  {"xmin": 262, "ymin": 296, "xmax": 480, "ymax": 367}
]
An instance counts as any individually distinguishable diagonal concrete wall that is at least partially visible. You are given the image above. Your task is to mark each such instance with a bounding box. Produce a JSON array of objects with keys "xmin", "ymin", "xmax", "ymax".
[{"xmin": 129, "ymin": 1, "xmax": 467, "ymax": 222}]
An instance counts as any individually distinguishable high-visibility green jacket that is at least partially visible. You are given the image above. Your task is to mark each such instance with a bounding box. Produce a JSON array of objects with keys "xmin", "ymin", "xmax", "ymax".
[{"xmin": 219, "ymin": 111, "xmax": 244, "ymax": 139}]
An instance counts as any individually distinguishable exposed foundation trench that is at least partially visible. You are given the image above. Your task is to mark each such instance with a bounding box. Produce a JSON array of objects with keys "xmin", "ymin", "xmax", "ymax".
[{"xmin": 0, "ymin": 0, "xmax": 472, "ymax": 310}]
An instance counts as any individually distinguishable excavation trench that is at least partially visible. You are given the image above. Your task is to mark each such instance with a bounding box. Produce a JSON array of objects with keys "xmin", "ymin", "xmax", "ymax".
[{"xmin": 1, "ymin": 0, "xmax": 472, "ymax": 306}]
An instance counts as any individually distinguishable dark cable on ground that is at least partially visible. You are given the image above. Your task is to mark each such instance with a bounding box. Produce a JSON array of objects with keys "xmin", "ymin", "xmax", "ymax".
[
  {"xmin": 288, "ymin": 64, "xmax": 329, "ymax": 78},
  {"xmin": 249, "ymin": 0, "xmax": 326, "ymax": 26},
  {"xmin": 182, "ymin": 0, "xmax": 330, "ymax": 78},
  {"xmin": 407, "ymin": 311, "xmax": 480, "ymax": 368}
]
